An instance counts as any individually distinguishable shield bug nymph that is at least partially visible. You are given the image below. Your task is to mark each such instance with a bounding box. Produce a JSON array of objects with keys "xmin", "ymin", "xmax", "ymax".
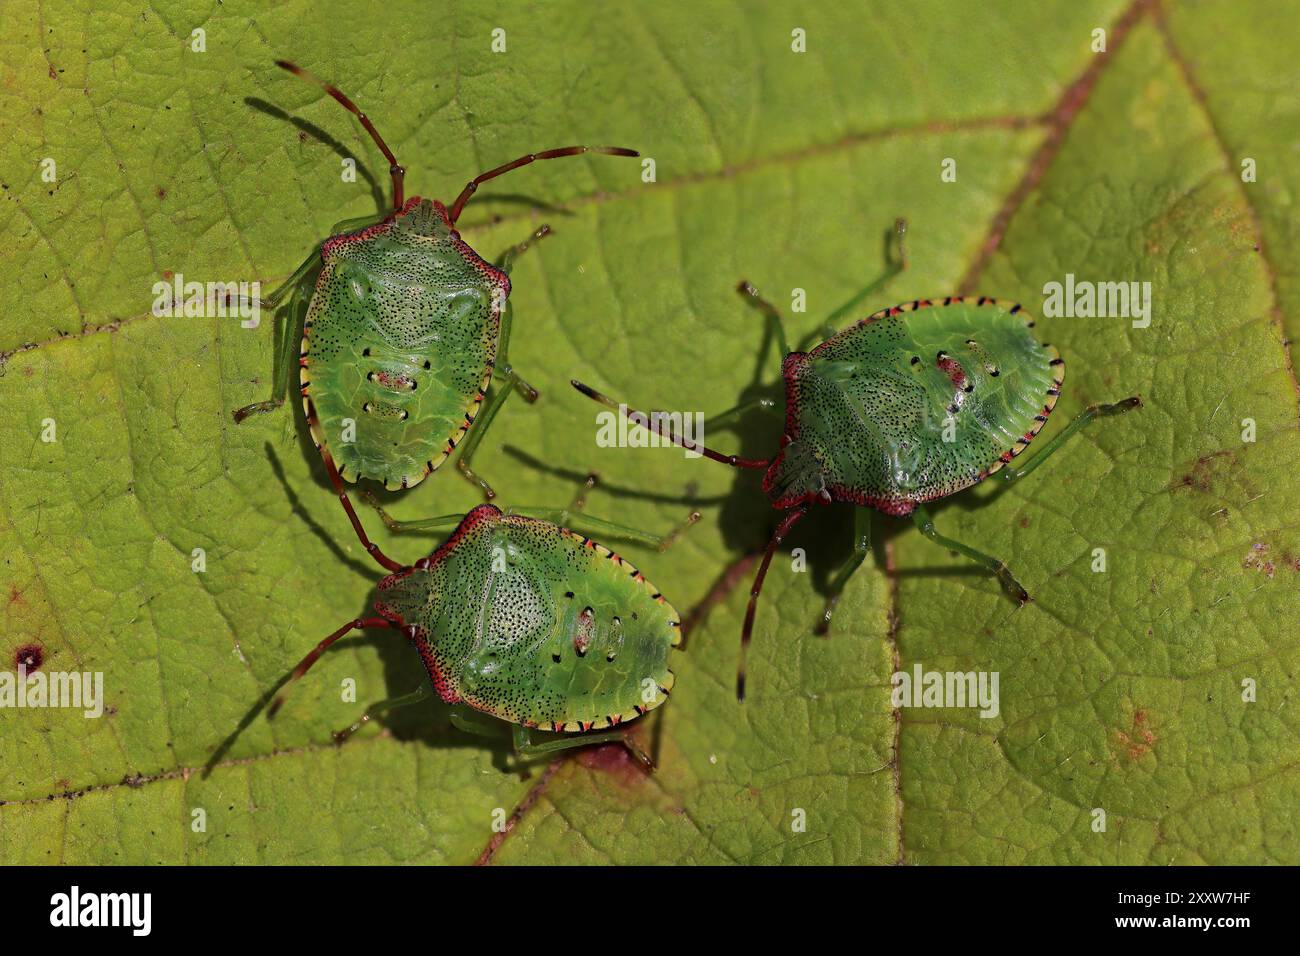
[
  {"xmin": 269, "ymin": 476, "xmax": 699, "ymax": 767},
  {"xmin": 233, "ymin": 60, "xmax": 639, "ymax": 506},
  {"xmin": 573, "ymin": 220, "xmax": 1141, "ymax": 699}
]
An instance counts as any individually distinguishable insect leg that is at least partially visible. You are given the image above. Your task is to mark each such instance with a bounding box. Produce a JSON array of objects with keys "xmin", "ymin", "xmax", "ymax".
[
  {"xmin": 510, "ymin": 473, "xmax": 700, "ymax": 551},
  {"xmin": 447, "ymin": 145, "xmax": 640, "ymax": 223},
  {"xmin": 232, "ymin": 251, "xmax": 319, "ymax": 423},
  {"xmin": 511, "ymin": 505, "xmax": 701, "ymax": 553},
  {"xmin": 455, "ymin": 366, "xmax": 526, "ymax": 499},
  {"xmin": 448, "ymin": 705, "xmax": 505, "ymax": 739},
  {"xmin": 333, "ymin": 683, "xmax": 432, "ymax": 743},
  {"xmin": 567, "ymin": 472, "xmax": 598, "ymax": 513},
  {"xmin": 816, "ymin": 507, "xmax": 873, "ymax": 636},
  {"xmin": 494, "ymin": 223, "xmax": 553, "ymax": 276},
  {"xmin": 497, "ymin": 299, "xmax": 540, "ymax": 402},
  {"xmin": 359, "ymin": 490, "xmax": 465, "ymax": 535},
  {"xmin": 737, "ymin": 506, "xmax": 811, "ymax": 701},
  {"xmin": 736, "ymin": 279, "xmax": 791, "ymax": 361},
  {"xmin": 798, "ymin": 217, "xmax": 909, "ymax": 348},
  {"xmin": 328, "ymin": 212, "xmax": 387, "ymax": 235},
  {"xmin": 706, "ymin": 396, "xmax": 778, "ymax": 429},
  {"xmin": 997, "ymin": 397, "xmax": 1142, "ymax": 484},
  {"xmin": 910, "ymin": 503, "xmax": 1029, "ymax": 606},
  {"xmin": 267, "ymin": 616, "xmax": 396, "ymax": 718},
  {"xmin": 511, "ymin": 724, "xmax": 654, "ymax": 772}
]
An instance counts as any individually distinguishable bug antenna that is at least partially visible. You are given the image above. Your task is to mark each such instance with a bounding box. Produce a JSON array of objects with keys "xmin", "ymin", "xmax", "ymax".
[
  {"xmin": 736, "ymin": 506, "xmax": 809, "ymax": 702},
  {"xmin": 449, "ymin": 146, "xmax": 640, "ymax": 222},
  {"xmin": 275, "ymin": 59, "xmax": 406, "ymax": 210},
  {"xmin": 268, "ymin": 617, "xmax": 395, "ymax": 719},
  {"xmin": 569, "ymin": 380, "xmax": 770, "ymax": 470}
]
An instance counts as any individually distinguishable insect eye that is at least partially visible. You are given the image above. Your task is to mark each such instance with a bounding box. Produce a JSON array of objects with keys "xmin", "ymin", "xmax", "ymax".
[
  {"xmin": 423, "ymin": 360, "xmax": 432, "ymax": 370},
  {"xmin": 909, "ymin": 356, "xmax": 919, "ymax": 366}
]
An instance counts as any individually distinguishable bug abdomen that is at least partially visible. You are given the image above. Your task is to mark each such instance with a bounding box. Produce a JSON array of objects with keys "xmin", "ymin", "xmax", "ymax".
[
  {"xmin": 375, "ymin": 507, "xmax": 679, "ymax": 732},
  {"xmin": 299, "ymin": 216, "xmax": 505, "ymax": 490},
  {"xmin": 765, "ymin": 298, "xmax": 1061, "ymax": 512}
]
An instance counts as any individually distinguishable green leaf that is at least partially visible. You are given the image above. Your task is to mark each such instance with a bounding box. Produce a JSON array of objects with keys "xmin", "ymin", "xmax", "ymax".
[{"xmin": 1, "ymin": 0, "xmax": 1296, "ymax": 865}]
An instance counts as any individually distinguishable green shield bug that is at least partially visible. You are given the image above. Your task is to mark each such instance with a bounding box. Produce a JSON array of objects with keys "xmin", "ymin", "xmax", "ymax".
[
  {"xmin": 233, "ymin": 60, "xmax": 639, "ymax": 506},
  {"xmin": 572, "ymin": 221, "xmax": 1141, "ymax": 699},
  {"xmin": 268, "ymin": 475, "xmax": 698, "ymax": 767}
]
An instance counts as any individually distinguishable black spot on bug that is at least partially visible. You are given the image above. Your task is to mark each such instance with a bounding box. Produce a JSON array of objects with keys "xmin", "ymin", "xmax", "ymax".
[
  {"xmin": 15, "ymin": 644, "xmax": 43, "ymax": 673},
  {"xmin": 551, "ymin": 653, "xmax": 561, "ymax": 664},
  {"xmin": 910, "ymin": 356, "xmax": 920, "ymax": 365}
]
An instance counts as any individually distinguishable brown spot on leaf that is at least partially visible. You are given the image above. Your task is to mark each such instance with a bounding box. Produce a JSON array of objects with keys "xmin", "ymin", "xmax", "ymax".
[
  {"xmin": 1172, "ymin": 450, "xmax": 1233, "ymax": 494},
  {"xmin": 1116, "ymin": 708, "xmax": 1157, "ymax": 760},
  {"xmin": 1243, "ymin": 543, "xmax": 1277, "ymax": 578},
  {"xmin": 14, "ymin": 643, "xmax": 43, "ymax": 673}
]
